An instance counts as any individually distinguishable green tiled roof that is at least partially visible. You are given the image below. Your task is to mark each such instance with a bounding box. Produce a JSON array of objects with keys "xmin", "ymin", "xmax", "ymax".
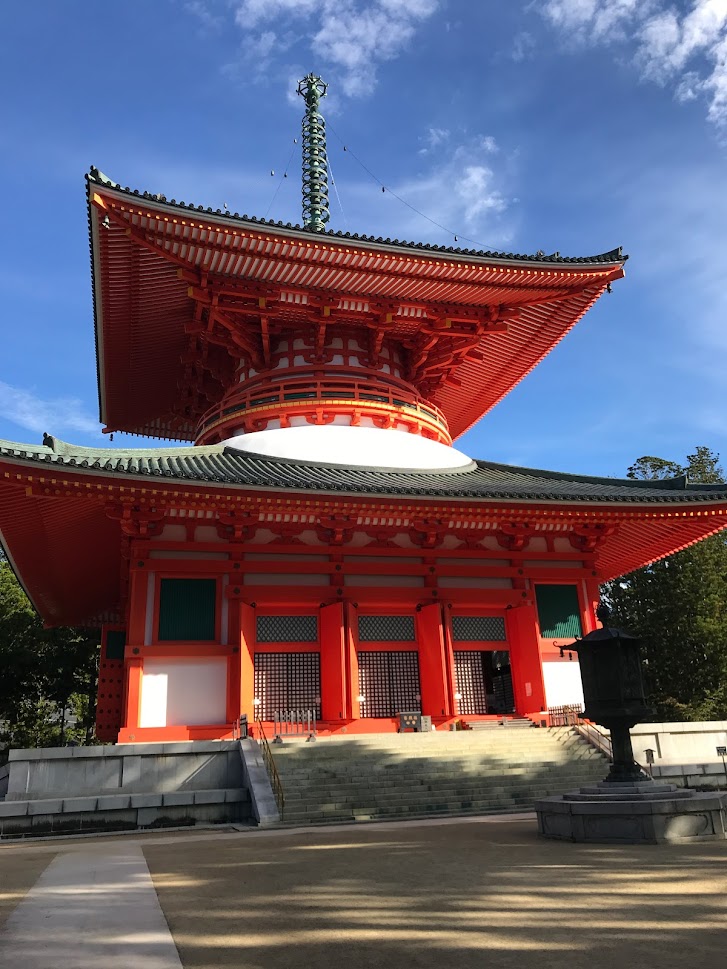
[
  {"xmin": 2, "ymin": 436, "xmax": 727, "ymax": 505},
  {"xmin": 87, "ymin": 167, "xmax": 627, "ymax": 267}
]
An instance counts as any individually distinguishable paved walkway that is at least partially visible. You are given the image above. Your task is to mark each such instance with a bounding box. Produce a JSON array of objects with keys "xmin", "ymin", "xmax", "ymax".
[{"xmin": 1, "ymin": 815, "xmax": 727, "ymax": 969}]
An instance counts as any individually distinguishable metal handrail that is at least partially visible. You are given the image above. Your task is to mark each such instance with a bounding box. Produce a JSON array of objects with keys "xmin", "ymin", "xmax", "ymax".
[
  {"xmin": 574, "ymin": 718, "xmax": 613, "ymax": 761},
  {"xmin": 255, "ymin": 711, "xmax": 285, "ymax": 821}
]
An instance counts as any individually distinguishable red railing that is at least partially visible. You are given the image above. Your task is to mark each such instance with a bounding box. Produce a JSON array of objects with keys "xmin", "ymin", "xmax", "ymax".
[{"xmin": 197, "ymin": 368, "xmax": 451, "ymax": 444}]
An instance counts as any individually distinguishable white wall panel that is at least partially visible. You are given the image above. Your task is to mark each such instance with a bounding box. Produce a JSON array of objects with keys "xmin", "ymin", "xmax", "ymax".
[
  {"xmin": 542, "ymin": 660, "xmax": 585, "ymax": 709},
  {"xmin": 140, "ymin": 658, "xmax": 227, "ymax": 727}
]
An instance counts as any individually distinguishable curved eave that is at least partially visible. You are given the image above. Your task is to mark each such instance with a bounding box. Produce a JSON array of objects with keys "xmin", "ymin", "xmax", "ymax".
[
  {"xmin": 87, "ymin": 173, "xmax": 626, "ymax": 441},
  {"xmin": 87, "ymin": 167, "xmax": 627, "ymax": 269},
  {"xmin": 2, "ymin": 441, "xmax": 727, "ymax": 624}
]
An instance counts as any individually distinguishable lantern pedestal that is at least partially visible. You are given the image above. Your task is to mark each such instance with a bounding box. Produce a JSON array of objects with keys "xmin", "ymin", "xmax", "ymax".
[
  {"xmin": 536, "ymin": 604, "xmax": 727, "ymax": 842},
  {"xmin": 536, "ymin": 781, "xmax": 727, "ymax": 844}
]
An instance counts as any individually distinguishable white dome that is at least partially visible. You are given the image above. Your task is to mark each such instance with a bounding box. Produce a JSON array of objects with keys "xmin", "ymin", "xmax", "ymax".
[{"xmin": 224, "ymin": 425, "xmax": 472, "ymax": 470}]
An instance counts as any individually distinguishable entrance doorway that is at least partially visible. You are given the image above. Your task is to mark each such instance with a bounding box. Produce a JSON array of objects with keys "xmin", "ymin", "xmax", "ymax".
[
  {"xmin": 357, "ymin": 650, "xmax": 421, "ymax": 718},
  {"xmin": 454, "ymin": 650, "xmax": 515, "ymax": 716},
  {"xmin": 253, "ymin": 652, "xmax": 321, "ymax": 721}
]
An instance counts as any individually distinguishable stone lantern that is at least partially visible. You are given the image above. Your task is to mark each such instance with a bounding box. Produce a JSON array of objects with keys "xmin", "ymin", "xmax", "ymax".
[
  {"xmin": 565, "ymin": 603, "xmax": 652, "ymax": 783},
  {"xmin": 536, "ymin": 603, "xmax": 727, "ymax": 843}
]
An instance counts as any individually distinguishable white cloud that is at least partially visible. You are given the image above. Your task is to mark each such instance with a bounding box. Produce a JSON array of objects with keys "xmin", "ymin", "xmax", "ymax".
[
  {"xmin": 0, "ymin": 383, "xmax": 99, "ymax": 438},
  {"xmin": 418, "ymin": 127, "xmax": 450, "ymax": 154},
  {"xmin": 541, "ymin": 0, "xmax": 727, "ymax": 128},
  {"xmin": 380, "ymin": 134, "xmax": 512, "ymax": 244},
  {"xmin": 231, "ymin": 0, "xmax": 439, "ymax": 96},
  {"xmin": 511, "ymin": 30, "xmax": 536, "ymax": 62},
  {"xmin": 183, "ymin": 0, "xmax": 223, "ymax": 29}
]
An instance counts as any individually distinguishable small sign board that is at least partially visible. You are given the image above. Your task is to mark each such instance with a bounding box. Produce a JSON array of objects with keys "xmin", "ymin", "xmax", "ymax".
[{"xmin": 716, "ymin": 746, "xmax": 727, "ymax": 757}]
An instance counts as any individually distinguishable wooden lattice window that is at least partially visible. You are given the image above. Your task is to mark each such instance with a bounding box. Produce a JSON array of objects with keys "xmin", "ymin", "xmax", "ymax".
[
  {"xmin": 256, "ymin": 615, "xmax": 318, "ymax": 643},
  {"xmin": 452, "ymin": 616, "xmax": 506, "ymax": 642},
  {"xmin": 253, "ymin": 652, "xmax": 321, "ymax": 720},
  {"xmin": 158, "ymin": 578, "xmax": 216, "ymax": 642},
  {"xmin": 357, "ymin": 651, "xmax": 420, "ymax": 718},
  {"xmin": 453, "ymin": 651, "xmax": 488, "ymax": 715},
  {"xmin": 358, "ymin": 615, "xmax": 415, "ymax": 642},
  {"xmin": 535, "ymin": 585, "xmax": 583, "ymax": 639}
]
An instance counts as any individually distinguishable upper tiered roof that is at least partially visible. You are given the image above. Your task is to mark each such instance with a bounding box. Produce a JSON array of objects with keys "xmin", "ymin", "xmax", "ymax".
[{"xmin": 88, "ymin": 168, "xmax": 627, "ymax": 442}]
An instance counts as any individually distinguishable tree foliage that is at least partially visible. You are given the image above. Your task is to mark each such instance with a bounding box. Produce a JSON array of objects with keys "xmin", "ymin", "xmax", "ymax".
[
  {"xmin": 605, "ymin": 447, "xmax": 727, "ymax": 721},
  {"xmin": 0, "ymin": 561, "xmax": 99, "ymax": 758}
]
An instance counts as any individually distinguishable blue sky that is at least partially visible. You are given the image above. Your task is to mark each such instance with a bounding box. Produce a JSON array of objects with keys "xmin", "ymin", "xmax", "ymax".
[{"xmin": 2, "ymin": 0, "xmax": 727, "ymax": 477}]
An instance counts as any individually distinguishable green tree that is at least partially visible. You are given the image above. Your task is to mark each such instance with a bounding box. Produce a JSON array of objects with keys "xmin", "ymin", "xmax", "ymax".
[
  {"xmin": 0, "ymin": 561, "xmax": 100, "ymax": 758},
  {"xmin": 605, "ymin": 447, "xmax": 727, "ymax": 720}
]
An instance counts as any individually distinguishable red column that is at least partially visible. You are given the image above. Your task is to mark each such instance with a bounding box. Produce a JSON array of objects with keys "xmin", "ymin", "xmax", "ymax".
[
  {"xmin": 240, "ymin": 602, "xmax": 255, "ymax": 722},
  {"xmin": 506, "ymin": 603, "xmax": 547, "ymax": 718},
  {"xmin": 441, "ymin": 604, "xmax": 457, "ymax": 717},
  {"xmin": 345, "ymin": 602, "xmax": 360, "ymax": 720},
  {"xmin": 416, "ymin": 603, "xmax": 451, "ymax": 718},
  {"xmin": 121, "ymin": 564, "xmax": 148, "ymax": 736},
  {"xmin": 226, "ymin": 599, "xmax": 241, "ymax": 725},
  {"xmin": 124, "ymin": 659, "xmax": 143, "ymax": 731},
  {"xmin": 583, "ymin": 578, "xmax": 601, "ymax": 633},
  {"xmin": 320, "ymin": 602, "xmax": 346, "ymax": 722}
]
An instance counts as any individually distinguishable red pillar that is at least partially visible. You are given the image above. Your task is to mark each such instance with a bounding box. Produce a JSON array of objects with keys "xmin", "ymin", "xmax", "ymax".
[
  {"xmin": 240, "ymin": 602, "xmax": 255, "ymax": 722},
  {"xmin": 123, "ymin": 659, "xmax": 143, "ymax": 732},
  {"xmin": 120, "ymin": 564, "xmax": 148, "ymax": 737},
  {"xmin": 416, "ymin": 603, "xmax": 451, "ymax": 718},
  {"xmin": 320, "ymin": 602, "xmax": 347, "ymax": 722},
  {"xmin": 345, "ymin": 602, "xmax": 360, "ymax": 720},
  {"xmin": 583, "ymin": 578, "xmax": 601, "ymax": 633},
  {"xmin": 226, "ymin": 598, "xmax": 241, "ymax": 725},
  {"xmin": 506, "ymin": 603, "xmax": 546, "ymax": 718}
]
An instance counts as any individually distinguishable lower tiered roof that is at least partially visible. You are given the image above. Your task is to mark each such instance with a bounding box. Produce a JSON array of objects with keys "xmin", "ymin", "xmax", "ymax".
[
  {"xmin": 0, "ymin": 436, "xmax": 724, "ymax": 503},
  {"xmin": 2, "ymin": 435, "xmax": 727, "ymax": 625}
]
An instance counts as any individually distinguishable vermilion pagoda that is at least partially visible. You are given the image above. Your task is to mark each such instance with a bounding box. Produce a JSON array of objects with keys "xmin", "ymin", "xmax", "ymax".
[{"xmin": 2, "ymin": 77, "xmax": 727, "ymax": 743}]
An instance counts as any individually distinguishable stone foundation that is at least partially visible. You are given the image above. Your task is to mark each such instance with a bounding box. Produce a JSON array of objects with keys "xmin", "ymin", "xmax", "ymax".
[
  {"xmin": 0, "ymin": 741, "xmax": 256, "ymax": 838},
  {"xmin": 536, "ymin": 781, "xmax": 727, "ymax": 844}
]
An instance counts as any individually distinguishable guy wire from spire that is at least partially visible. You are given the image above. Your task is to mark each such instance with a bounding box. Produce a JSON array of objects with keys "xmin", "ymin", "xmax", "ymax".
[{"xmin": 297, "ymin": 73, "xmax": 330, "ymax": 232}]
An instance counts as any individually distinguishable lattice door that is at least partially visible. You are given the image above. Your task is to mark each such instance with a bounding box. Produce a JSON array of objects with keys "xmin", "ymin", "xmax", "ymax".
[
  {"xmin": 357, "ymin": 651, "xmax": 420, "ymax": 718},
  {"xmin": 253, "ymin": 652, "xmax": 321, "ymax": 720},
  {"xmin": 453, "ymin": 651, "xmax": 488, "ymax": 715}
]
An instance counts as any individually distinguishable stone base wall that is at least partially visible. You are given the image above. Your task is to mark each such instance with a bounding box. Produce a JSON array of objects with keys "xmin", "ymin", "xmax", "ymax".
[
  {"xmin": 0, "ymin": 741, "xmax": 253, "ymax": 838},
  {"xmin": 0, "ymin": 789, "xmax": 250, "ymax": 838},
  {"xmin": 5, "ymin": 741, "xmax": 243, "ymax": 801}
]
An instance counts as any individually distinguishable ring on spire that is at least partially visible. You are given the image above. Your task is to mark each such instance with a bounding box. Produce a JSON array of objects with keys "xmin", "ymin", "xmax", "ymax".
[{"xmin": 297, "ymin": 73, "xmax": 330, "ymax": 232}]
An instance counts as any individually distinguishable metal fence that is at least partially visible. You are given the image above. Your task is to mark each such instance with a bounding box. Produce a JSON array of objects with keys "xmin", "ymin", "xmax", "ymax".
[
  {"xmin": 548, "ymin": 704, "xmax": 584, "ymax": 726},
  {"xmin": 548, "ymin": 704, "xmax": 614, "ymax": 760},
  {"xmin": 273, "ymin": 708, "xmax": 317, "ymax": 742}
]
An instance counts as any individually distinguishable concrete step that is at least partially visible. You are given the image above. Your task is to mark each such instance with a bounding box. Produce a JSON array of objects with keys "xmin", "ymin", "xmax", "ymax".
[
  {"xmin": 275, "ymin": 758, "xmax": 604, "ymax": 782},
  {"xmin": 464, "ymin": 719, "xmax": 535, "ymax": 730},
  {"xmin": 272, "ymin": 744, "xmax": 603, "ymax": 763},
  {"xmin": 286, "ymin": 778, "xmax": 599, "ymax": 806},
  {"xmin": 283, "ymin": 766, "xmax": 604, "ymax": 793},
  {"xmin": 280, "ymin": 766, "xmax": 604, "ymax": 792},
  {"xmin": 268, "ymin": 727, "xmax": 608, "ymax": 826},
  {"xmin": 282, "ymin": 788, "xmax": 594, "ymax": 824}
]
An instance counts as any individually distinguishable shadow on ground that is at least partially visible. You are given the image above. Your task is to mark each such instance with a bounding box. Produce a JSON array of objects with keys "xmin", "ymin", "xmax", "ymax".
[{"xmin": 144, "ymin": 820, "xmax": 727, "ymax": 969}]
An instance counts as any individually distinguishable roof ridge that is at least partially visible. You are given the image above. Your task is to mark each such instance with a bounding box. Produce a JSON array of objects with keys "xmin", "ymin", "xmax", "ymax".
[
  {"xmin": 473, "ymin": 458, "xmax": 696, "ymax": 491},
  {"xmin": 86, "ymin": 167, "xmax": 628, "ymax": 267},
  {"xmin": 3, "ymin": 436, "xmax": 727, "ymax": 503}
]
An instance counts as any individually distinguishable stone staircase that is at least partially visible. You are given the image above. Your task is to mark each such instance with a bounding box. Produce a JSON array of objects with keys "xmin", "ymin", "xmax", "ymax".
[
  {"xmin": 464, "ymin": 717, "xmax": 536, "ymax": 730},
  {"xmin": 272, "ymin": 727, "xmax": 608, "ymax": 825}
]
